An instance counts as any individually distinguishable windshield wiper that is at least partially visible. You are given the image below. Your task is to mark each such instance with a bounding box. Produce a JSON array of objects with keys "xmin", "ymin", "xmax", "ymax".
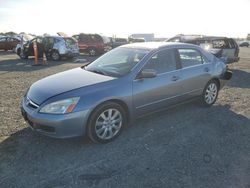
[{"xmin": 88, "ymin": 69, "xmax": 107, "ymax": 76}]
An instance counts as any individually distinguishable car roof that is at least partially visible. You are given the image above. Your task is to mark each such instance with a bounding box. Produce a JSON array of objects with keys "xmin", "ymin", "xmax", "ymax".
[{"xmin": 121, "ymin": 42, "xmax": 199, "ymax": 50}]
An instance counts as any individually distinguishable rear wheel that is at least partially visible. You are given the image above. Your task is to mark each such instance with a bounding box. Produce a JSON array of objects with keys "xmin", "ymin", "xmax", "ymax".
[
  {"xmin": 201, "ymin": 80, "xmax": 219, "ymax": 107},
  {"xmin": 87, "ymin": 102, "xmax": 127, "ymax": 143}
]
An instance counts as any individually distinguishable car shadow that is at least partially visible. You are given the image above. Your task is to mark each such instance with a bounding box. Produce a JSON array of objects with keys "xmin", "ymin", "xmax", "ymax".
[
  {"xmin": 1, "ymin": 103, "xmax": 250, "ymax": 187},
  {"xmin": 227, "ymin": 69, "xmax": 250, "ymax": 89}
]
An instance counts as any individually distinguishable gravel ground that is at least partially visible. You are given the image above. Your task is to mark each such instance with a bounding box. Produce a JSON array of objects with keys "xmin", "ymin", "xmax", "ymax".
[{"xmin": 0, "ymin": 49, "xmax": 250, "ymax": 188}]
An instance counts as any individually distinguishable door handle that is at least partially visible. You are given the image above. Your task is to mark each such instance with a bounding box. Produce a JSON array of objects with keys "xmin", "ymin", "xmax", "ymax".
[
  {"xmin": 171, "ymin": 76, "xmax": 179, "ymax": 81},
  {"xmin": 204, "ymin": 67, "xmax": 210, "ymax": 72}
]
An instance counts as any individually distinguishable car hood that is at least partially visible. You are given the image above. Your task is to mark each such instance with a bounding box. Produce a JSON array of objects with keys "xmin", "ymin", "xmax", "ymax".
[{"xmin": 27, "ymin": 67, "xmax": 115, "ymax": 105}]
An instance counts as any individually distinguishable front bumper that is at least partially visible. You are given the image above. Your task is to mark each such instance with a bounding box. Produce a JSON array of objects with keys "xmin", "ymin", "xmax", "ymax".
[{"xmin": 21, "ymin": 98, "xmax": 89, "ymax": 138}]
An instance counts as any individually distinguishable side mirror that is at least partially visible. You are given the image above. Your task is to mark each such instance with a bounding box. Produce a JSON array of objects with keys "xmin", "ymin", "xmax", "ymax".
[{"xmin": 137, "ymin": 69, "xmax": 157, "ymax": 79}]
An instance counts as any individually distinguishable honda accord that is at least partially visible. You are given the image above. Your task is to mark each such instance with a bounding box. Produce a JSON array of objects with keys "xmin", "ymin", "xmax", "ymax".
[{"xmin": 21, "ymin": 42, "xmax": 232, "ymax": 143}]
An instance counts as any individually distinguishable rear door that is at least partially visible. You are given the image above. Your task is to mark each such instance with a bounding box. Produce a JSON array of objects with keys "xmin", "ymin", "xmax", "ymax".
[
  {"xmin": 177, "ymin": 48, "xmax": 212, "ymax": 99},
  {"xmin": 133, "ymin": 48, "xmax": 183, "ymax": 116}
]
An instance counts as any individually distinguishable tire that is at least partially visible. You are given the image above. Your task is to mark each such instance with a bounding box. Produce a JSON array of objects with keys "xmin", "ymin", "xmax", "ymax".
[
  {"xmin": 88, "ymin": 48, "xmax": 97, "ymax": 56},
  {"xmin": 19, "ymin": 50, "xmax": 28, "ymax": 59},
  {"xmin": 51, "ymin": 50, "xmax": 61, "ymax": 61},
  {"xmin": 17, "ymin": 48, "xmax": 21, "ymax": 56},
  {"xmin": 201, "ymin": 80, "xmax": 219, "ymax": 107},
  {"xmin": 87, "ymin": 102, "xmax": 127, "ymax": 143}
]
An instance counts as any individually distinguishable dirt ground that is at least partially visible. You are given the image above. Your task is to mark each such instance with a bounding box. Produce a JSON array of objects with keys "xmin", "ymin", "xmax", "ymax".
[{"xmin": 0, "ymin": 48, "xmax": 250, "ymax": 188}]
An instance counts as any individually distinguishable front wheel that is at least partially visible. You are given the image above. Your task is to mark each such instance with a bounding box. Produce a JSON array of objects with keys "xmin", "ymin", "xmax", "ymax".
[
  {"xmin": 201, "ymin": 80, "xmax": 219, "ymax": 107},
  {"xmin": 19, "ymin": 50, "xmax": 28, "ymax": 59},
  {"xmin": 87, "ymin": 102, "xmax": 127, "ymax": 143},
  {"xmin": 88, "ymin": 48, "xmax": 97, "ymax": 56},
  {"xmin": 51, "ymin": 50, "xmax": 60, "ymax": 61}
]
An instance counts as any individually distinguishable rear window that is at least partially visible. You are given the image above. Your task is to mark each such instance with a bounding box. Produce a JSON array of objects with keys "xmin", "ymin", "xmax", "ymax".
[{"xmin": 212, "ymin": 39, "xmax": 230, "ymax": 49}]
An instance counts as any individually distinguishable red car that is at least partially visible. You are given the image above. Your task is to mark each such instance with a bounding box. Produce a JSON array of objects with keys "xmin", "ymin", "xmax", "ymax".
[
  {"xmin": 72, "ymin": 33, "xmax": 111, "ymax": 56},
  {"xmin": 0, "ymin": 37, "xmax": 20, "ymax": 51}
]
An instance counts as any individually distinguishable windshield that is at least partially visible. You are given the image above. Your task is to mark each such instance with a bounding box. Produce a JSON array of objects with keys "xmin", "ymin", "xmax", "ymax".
[{"xmin": 85, "ymin": 47, "xmax": 149, "ymax": 77}]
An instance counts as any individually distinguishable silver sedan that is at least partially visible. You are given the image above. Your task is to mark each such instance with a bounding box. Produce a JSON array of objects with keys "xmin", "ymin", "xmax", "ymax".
[{"xmin": 21, "ymin": 42, "xmax": 232, "ymax": 143}]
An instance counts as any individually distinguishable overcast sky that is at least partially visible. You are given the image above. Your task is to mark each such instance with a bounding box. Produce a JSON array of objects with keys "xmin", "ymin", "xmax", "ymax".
[{"xmin": 0, "ymin": 0, "xmax": 249, "ymax": 38}]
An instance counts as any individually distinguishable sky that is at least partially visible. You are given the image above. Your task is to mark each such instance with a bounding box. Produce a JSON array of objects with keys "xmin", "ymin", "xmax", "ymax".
[{"xmin": 0, "ymin": 0, "xmax": 249, "ymax": 38}]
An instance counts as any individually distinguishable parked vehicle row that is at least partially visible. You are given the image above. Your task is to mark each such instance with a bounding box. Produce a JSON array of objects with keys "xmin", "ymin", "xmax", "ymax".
[
  {"xmin": 21, "ymin": 42, "xmax": 232, "ymax": 143},
  {"xmin": 4, "ymin": 33, "xmax": 243, "ymax": 63},
  {"xmin": 0, "ymin": 36, "xmax": 20, "ymax": 51},
  {"xmin": 166, "ymin": 34, "xmax": 240, "ymax": 63}
]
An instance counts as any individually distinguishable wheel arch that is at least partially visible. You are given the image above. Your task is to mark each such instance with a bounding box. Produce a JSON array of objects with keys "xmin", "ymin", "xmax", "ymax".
[{"xmin": 210, "ymin": 77, "xmax": 221, "ymax": 89}]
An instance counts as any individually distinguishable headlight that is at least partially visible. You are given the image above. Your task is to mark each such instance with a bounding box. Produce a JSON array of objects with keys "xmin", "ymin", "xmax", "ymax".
[{"xmin": 39, "ymin": 97, "xmax": 80, "ymax": 114}]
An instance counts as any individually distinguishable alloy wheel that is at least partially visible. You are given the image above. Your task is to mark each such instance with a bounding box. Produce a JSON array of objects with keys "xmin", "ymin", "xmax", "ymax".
[
  {"xmin": 205, "ymin": 83, "xmax": 218, "ymax": 104},
  {"xmin": 95, "ymin": 108, "xmax": 122, "ymax": 140}
]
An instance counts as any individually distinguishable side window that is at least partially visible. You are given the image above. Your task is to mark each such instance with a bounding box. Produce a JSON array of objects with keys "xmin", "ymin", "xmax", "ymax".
[
  {"xmin": 178, "ymin": 49, "xmax": 203, "ymax": 68},
  {"xmin": 144, "ymin": 49, "xmax": 177, "ymax": 74}
]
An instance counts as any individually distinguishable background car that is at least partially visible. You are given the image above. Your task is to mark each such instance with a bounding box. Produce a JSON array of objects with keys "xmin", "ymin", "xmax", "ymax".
[
  {"xmin": 73, "ymin": 33, "xmax": 111, "ymax": 56},
  {"xmin": 109, "ymin": 37, "xmax": 128, "ymax": 48},
  {"xmin": 18, "ymin": 36, "xmax": 79, "ymax": 61},
  {"xmin": 128, "ymin": 37, "xmax": 146, "ymax": 43},
  {"xmin": 0, "ymin": 36, "xmax": 20, "ymax": 51},
  {"xmin": 239, "ymin": 41, "xmax": 249, "ymax": 47},
  {"xmin": 21, "ymin": 42, "xmax": 232, "ymax": 143},
  {"xmin": 166, "ymin": 34, "xmax": 240, "ymax": 63}
]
